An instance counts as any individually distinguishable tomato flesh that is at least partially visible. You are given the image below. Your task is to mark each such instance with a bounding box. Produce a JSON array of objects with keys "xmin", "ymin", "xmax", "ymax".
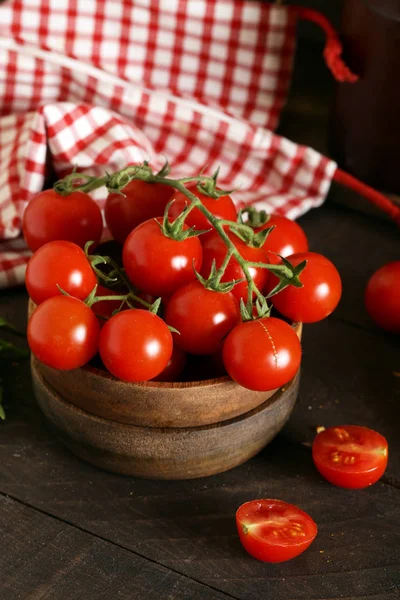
[
  {"xmin": 28, "ymin": 296, "xmax": 100, "ymax": 370},
  {"xmin": 25, "ymin": 241, "xmax": 97, "ymax": 305},
  {"xmin": 365, "ymin": 261, "xmax": 400, "ymax": 333},
  {"xmin": 312, "ymin": 425, "xmax": 388, "ymax": 489},
  {"xmin": 223, "ymin": 317, "xmax": 301, "ymax": 391},
  {"xmin": 236, "ymin": 499, "xmax": 318, "ymax": 563}
]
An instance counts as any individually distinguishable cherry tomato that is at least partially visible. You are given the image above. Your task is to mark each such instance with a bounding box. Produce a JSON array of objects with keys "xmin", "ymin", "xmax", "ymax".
[
  {"xmin": 223, "ymin": 317, "xmax": 301, "ymax": 391},
  {"xmin": 269, "ymin": 252, "xmax": 342, "ymax": 323},
  {"xmin": 165, "ymin": 281, "xmax": 240, "ymax": 355},
  {"xmin": 22, "ymin": 189, "xmax": 103, "ymax": 252},
  {"xmin": 123, "ymin": 218, "xmax": 203, "ymax": 297},
  {"xmin": 168, "ymin": 182, "xmax": 237, "ymax": 233},
  {"xmin": 28, "ymin": 296, "xmax": 100, "ymax": 370},
  {"xmin": 312, "ymin": 425, "xmax": 388, "ymax": 489},
  {"xmin": 255, "ymin": 215, "xmax": 308, "ymax": 258},
  {"xmin": 99, "ymin": 309, "xmax": 173, "ymax": 382},
  {"xmin": 201, "ymin": 231, "xmax": 269, "ymax": 302},
  {"xmin": 105, "ymin": 180, "xmax": 173, "ymax": 244},
  {"xmin": 92, "ymin": 285, "xmax": 125, "ymax": 323},
  {"xmin": 236, "ymin": 499, "xmax": 318, "ymax": 563},
  {"xmin": 25, "ymin": 241, "xmax": 97, "ymax": 305},
  {"xmin": 152, "ymin": 345, "xmax": 187, "ymax": 382},
  {"xmin": 365, "ymin": 261, "xmax": 400, "ymax": 333}
]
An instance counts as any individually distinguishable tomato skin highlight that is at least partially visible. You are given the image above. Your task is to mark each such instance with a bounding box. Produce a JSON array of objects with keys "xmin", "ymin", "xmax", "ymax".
[
  {"xmin": 25, "ymin": 241, "xmax": 97, "ymax": 306},
  {"xmin": 312, "ymin": 425, "xmax": 388, "ymax": 489},
  {"xmin": 365, "ymin": 261, "xmax": 400, "ymax": 333},
  {"xmin": 168, "ymin": 182, "xmax": 237, "ymax": 233},
  {"xmin": 122, "ymin": 218, "xmax": 203, "ymax": 297},
  {"xmin": 28, "ymin": 296, "xmax": 100, "ymax": 370},
  {"xmin": 269, "ymin": 252, "xmax": 342, "ymax": 323},
  {"xmin": 236, "ymin": 499, "xmax": 318, "ymax": 563},
  {"xmin": 255, "ymin": 215, "xmax": 309, "ymax": 258},
  {"xmin": 22, "ymin": 189, "xmax": 103, "ymax": 252},
  {"xmin": 223, "ymin": 317, "xmax": 301, "ymax": 391},
  {"xmin": 165, "ymin": 281, "xmax": 240, "ymax": 355},
  {"xmin": 201, "ymin": 231, "xmax": 269, "ymax": 303},
  {"xmin": 99, "ymin": 309, "xmax": 173, "ymax": 382},
  {"xmin": 105, "ymin": 180, "xmax": 173, "ymax": 244}
]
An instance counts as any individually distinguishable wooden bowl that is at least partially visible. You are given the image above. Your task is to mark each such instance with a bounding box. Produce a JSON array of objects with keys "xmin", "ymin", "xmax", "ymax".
[
  {"xmin": 29, "ymin": 295, "xmax": 301, "ymax": 429},
  {"xmin": 32, "ymin": 357, "xmax": 300, "ymax": 480}
]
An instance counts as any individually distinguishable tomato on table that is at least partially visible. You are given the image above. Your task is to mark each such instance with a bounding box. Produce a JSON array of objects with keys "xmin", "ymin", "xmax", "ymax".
[
  {"xmin": 28, "ymin": 296, "xmax": 100, "ymax": 370},
  {"xmin": 105, "ymin": 180, "xmax": 173, "ymax": 244},
  {"xmin": 122, "ymin": 218, "xmax": 203, "ymax": 297},
  {"xmin": 236, "ymin": 499, "xmax": 318, "ymax": 563},
  {"xmin": 365, "ymin": 261, "xmax": 400, "ymax": 333},
  {"xmin": 165, "ymin": 281, "xmax": 240, "ymax": 355},
  {"xmin": 99, "ymin": 309, "xmax": 173, "ymax": 382},
  {"xmin": 25, "ymin": 241, "xmax": 97, "ymax": 305},
  {"xmin": 201, "ymin": 231, "xmax": 269, "ymax": 303},
  {"xmin": 168, "ymin": 182, "xmax": 237, "ymax": 235},
  {"xmin": 22, "ymin": 189, "xmax": 103, "ymax": 252},
  {"xmin": 254, "ymin": 214, "xmax": 309, "ymax": 258},
  {"xmin": 312, "ymin": 425, "xmax": 388, "ymax": 489},
  {"xmin": 223, "ymin": 317, "xmax": 301, "ymax": 391},
  {"xmin": 268, "ymin": 252, "xmax": 342, "ymax": 323}
]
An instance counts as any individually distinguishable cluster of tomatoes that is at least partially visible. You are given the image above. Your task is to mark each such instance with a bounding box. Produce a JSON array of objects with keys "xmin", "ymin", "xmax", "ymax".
[{"xmin": 23, "ymin": 176, "xmax": 342, "ymax": 392}]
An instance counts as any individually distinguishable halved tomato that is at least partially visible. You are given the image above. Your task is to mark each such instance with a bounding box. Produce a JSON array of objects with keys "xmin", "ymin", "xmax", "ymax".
[
  {"xmin": 312, "ymin": 425, "xmax": 388, "ymax": 489},
  {"xmin": 236, "ymin": 499, "xmax": 318, "ymax": 563}
]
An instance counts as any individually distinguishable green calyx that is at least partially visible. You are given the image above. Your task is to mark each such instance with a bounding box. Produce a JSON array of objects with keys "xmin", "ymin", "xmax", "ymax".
[
  {"xmin": 229, "ymin": 222, "xmax": 275, "ymax": 248},
  {"xmin": 194, "ymin": 260, "xmax": 243, "ymax": 294},
  {"xmin": 195, "ymin": 166, "xmax": 235, "ymax": 200},
  {"xmin": 266, "ymin": 257, "xmax": 307, "ymax": 297},
  {"xmin": 239, "ymin": 206, "xmax": 271, "ymax": 229},
  {"xmin": 159, "ymin": 200, "xmax": 210, "ymax": 242}
]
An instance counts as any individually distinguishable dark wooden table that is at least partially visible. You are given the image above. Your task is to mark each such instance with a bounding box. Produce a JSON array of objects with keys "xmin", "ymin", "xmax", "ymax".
[{"xmin": 0, "ymin": 200, "xmax": 399, "ymax": 600}]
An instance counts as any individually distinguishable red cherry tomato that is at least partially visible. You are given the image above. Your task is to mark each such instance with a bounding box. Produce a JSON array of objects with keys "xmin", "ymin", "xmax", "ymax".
[
  {"xmin": 99, "ymin": 309, "xmax": 173, "ymax": 382},
  {"xmin": 365, "ymin": 261, "xmax": 400, "ymax": 333},
  {"xmin": 255, "ymin": 215, "xmax": 308, "ymax": 258},
  {"xmin": 168, "ymin": 182, "xmax": 237, "ymax": 233},
  {"xmin": 22, "ymin": 189, "xmax": 103, "ymax": 252},
  {"xmin": 25, "ymin": 241, "xmax": 97, "ymax": 305},
  {"xmin": 312, "ymin": 425, "xmax": 388, "ymax": 489},
  {"xmin": 123, "ymin": 218, "xmax": 203, "ymax": 297},
  {"xmin": 223, "ymin": 317, "xmax": 301, "ymax": 391},
  {"xmin": 28, "ymin": 296, "xmax": 100, "ymax": 370},
  {"xmin": 105, "ymin": 180, "xmax": 173, "ymax": 244},
  {"xmin": 165, "ymin": 281, "xmax": 240, "ymax": 355},
  {"xmin": 236, "ymin": 499, "xmax": 318, "ymax": 563},
  {"xmin": 152, "ymin": 345, "xmax": 187, "ymax": 382},
  {"xmin": 92, "ymin": 285, "xmax": 125, "ymax": 323},
  {"xmin": 269, "ymin": 252, "xmax": 342, "ymax": 323},
  {"xmin": 201, "ymin": 231, "xmax": 269, "ymax": 303}
]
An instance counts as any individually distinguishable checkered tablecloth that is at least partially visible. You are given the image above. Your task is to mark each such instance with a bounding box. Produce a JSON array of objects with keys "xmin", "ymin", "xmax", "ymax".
[{"xmin": 0, "ymin": 0, "xmax": 338, "ymax": 288}]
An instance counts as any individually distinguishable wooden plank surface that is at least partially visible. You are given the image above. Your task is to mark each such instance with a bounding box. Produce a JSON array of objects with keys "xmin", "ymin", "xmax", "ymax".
[
  {"xmin": 0, "ymin": 494, "xmax": 231, "ymax": 600},
  {"xmin": 0, "ymin": 201, "xmax": 399, "ymax": 599}
]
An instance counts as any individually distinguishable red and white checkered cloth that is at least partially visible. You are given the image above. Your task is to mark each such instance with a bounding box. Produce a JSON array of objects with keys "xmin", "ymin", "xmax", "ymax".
[{"xmin": 0, "ymin": 0, "xmax": 337, "ymax": 288}]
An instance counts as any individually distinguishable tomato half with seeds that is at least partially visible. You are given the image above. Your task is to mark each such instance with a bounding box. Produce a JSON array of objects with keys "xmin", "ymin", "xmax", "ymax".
[
  {"xmin": 165, "ymin": 281, "xmax": 240, "ymax": 355},
  {"xmin": 223, "ymin": 317, "xmax": 301, "ymax": 391},
  {"xmin": 236, "ymin": 499, "xmax": 318, "ymax": 563},
  {"xmin": 168, "ymin": 182, "xmax": 237, "ymax": 233},
  {"xmin": 268, "ymin": 252, "xmax": 342, "ymax": 323},
  {"xmin": 201, "ymin": 231, "xmax": 269, "ymax": 303},
  {"xmin": 123, "ymin": 218, "xmax": 203, "ymax": 297},
  {"xmin": 312, "ymin": 425, "xmax": 388, "ymax": 489},
  {"xmin": 99, "ymin": 309, "xmax": 173, "ymax": 382},
  {"xmin": 22, "ymin": 189, "xmax": 103, "ymax": 252},
  {"xmin": 28, "ymin": 296, "xmax": 100, "ymax": 370},
  {"xmin": 255, "ymin": 214, "xmax": 309, "ymax": 258},
  {"xmin": 365, "ymin": 261, "xmax": 400, "ymax": 333},
  {"xmin": 105, "ymin": 180, "xmax": 173, "ymax": 244},
  {"xmin": 25, "ymin": 241, "xmax": 97, "ymax": 305}
]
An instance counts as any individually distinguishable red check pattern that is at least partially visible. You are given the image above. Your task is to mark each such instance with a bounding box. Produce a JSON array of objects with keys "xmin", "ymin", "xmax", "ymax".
[{"xmin": 0, "ymin": 0, "xmax": 337, "ymax": 287}]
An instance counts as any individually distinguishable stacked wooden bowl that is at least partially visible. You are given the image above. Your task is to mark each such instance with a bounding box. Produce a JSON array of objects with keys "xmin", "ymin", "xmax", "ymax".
[{"xmin": 30, "ymin": 298, "xmax": 302, "ymax": 480}]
